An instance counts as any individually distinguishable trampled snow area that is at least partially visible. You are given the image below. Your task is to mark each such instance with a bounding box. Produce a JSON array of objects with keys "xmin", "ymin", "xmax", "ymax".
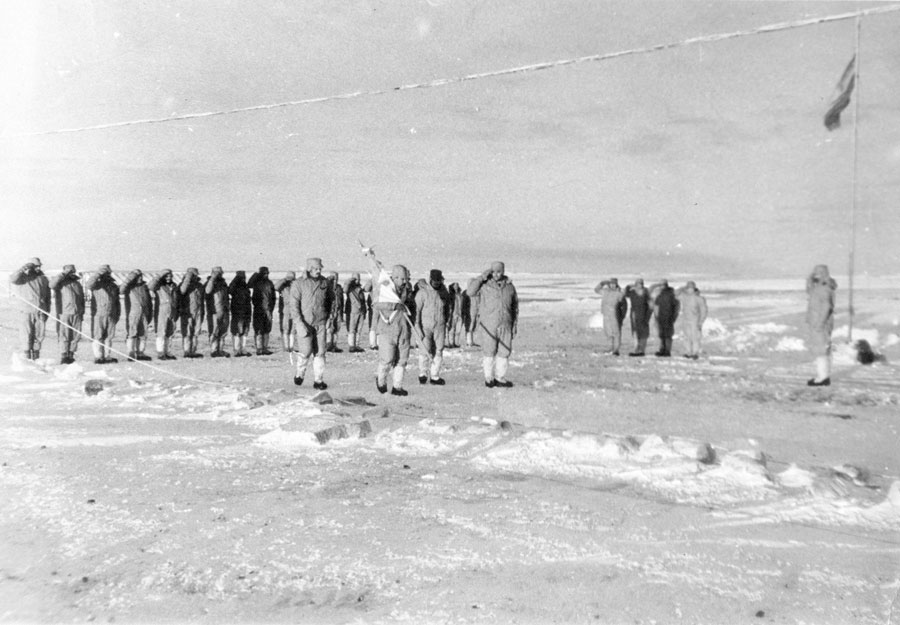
[{"xmin": 0, "ymin": 278, "xmax": 898, "ymax": 624}]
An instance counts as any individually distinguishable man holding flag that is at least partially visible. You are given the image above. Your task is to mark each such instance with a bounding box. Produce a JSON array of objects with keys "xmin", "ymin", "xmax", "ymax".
[{"xmin": 361, "ymin": 245, "xmax": 418, "ymax": 396}]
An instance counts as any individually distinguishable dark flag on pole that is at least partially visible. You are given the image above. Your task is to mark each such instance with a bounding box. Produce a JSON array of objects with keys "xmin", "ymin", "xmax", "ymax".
[{"xmin": 824, "ymin": 56, "xmax": 856, "ymax": 131}]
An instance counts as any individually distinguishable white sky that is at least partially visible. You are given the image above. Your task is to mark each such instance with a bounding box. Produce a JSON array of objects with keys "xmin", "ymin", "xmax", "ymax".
[{"xmin": 1, "ymin": 1, "xmax": 899, "ymax": 278}]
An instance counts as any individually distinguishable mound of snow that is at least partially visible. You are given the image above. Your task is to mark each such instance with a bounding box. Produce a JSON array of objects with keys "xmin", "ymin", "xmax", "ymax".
[
  {"xmin": 774, "ymin": 337, "xmax": 805, "ymax": 352},
  {"xmin": 587, "ymin": 312, "xmax": 604, "ymax": 329}
]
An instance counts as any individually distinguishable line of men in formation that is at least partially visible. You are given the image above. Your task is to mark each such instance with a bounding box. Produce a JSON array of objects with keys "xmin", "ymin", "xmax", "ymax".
[
  {"xmin": 594, "ymin": 277, "xmax": 709, "ymax": 359},
  {"xmin": 9, "ymin": 253, "xmax": 519, "ymax": 396}
]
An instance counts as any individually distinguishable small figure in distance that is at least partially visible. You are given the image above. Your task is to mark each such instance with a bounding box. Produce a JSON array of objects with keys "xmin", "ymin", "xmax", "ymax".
[
  {"xmin": 122, "ymin": 269, "xmax": 153, "ymax": 361},
  {"xmin": 50, "ymin": 264, "xmax": 84, "ymax": 365},
  {"xmin": 650, "ymin": 279, "xmax": 679, "ymax": 357},
  {"xmin": 447, "ymin": 282, "xmax": 464, "ymax": 348},
  {"xmin": 274, "ymin": 271, "xmax": 296, "ymax": 352},
  {"xmin": 467, "ymin": 261, "xmax": 518, "ymax": 388},
  {"xmin": 289, "ymin": 258, "xmax": 333, "ymax": 390},
  {"xmin": 806, "ymin": 264, "xmax": 836, "ymax": 386},
  {"xmin": 344, "ymin": 272, "xmax": 368, "ymax": 353},
  {"xmin": 325, "ymin": 272, "xmax": 345, "ymax": 353},
  {"xmin": 363, "ymin": 278, "xmax": 378, "ymax": 350},
  {"xmin": 248, "ymin": 266, "xmax": 276, "ymax": 355},
  {"xmin": 148, "ymin": 269, "xmax": 179, "ymax": 360},
  {"xmin": 10, "ymin": 257, "xmax": 51, "ymax": 361},
  {"xmin": 623, "ymin": 278, "xmax": 651, "ymax": 357},
  {"xmin": 415, "ymin": 269, "xmax": 453, "ymax": 385},
  {"xmin": 178, "ymin": 267, "xmax": 205, "ymax": 358},
  {"xmin": 675, "ymin": 281, "xmax": 708, "ymax": 360},
  {"xmin": 594, "ymin": 277, "xmax": 626, "ymax": 356}
]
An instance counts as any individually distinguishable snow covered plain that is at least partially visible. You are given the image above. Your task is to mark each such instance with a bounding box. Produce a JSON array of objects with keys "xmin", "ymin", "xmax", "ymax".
[{"xmin": 0, "ymin": 275, "xmax": 898, "ymax": 624}]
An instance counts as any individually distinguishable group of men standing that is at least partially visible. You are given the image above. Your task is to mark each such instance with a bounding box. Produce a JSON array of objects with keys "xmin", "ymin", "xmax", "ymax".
[
  {"xmin": 594, "ymin": 278, "xmax": 709, "ymax": 359},
  {"xmin": 8, "ymin": 253, "xmax": 520, "ymax": 395}
]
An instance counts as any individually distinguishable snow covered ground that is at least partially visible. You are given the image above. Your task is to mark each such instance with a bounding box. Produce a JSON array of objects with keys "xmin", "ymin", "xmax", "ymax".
[{"xmin": 0, "ymin": 276, "xmax": 898, "ymax": 624}]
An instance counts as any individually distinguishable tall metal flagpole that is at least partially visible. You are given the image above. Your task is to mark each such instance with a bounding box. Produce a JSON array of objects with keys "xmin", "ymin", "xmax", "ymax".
[{"xmin": 848, "ymin": 15, "xmax": 861, "ymax": 343}]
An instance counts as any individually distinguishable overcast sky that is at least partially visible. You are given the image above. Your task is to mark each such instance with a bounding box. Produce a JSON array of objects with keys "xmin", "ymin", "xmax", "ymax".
[{"xmin": 2, "ymin": 1, "xmax": 898, "ymax": 278}]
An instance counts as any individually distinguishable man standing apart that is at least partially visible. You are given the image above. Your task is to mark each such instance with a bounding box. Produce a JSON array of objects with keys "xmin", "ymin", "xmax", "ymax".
[
  {"xmin": 363, "ymin": 248, "xmax": 416, "ymax": 396},
  {"xmin": 624, "ymin": 278, "xmax": 651, "ymax": 357},
  {"xmin": 122, "ymin": 269, "xmax": 153, "ymax": 361},
  {"xmin": 344, "ymin": 272, "xmax": 368, "ymax": 353},
  {"xmin": 10, "ymin": 258, "xmax": 51, "ymax": 361},
  {"xmin": 289, "ymin": 258, "xmax": 332, "ymax": 390},
  {"xmin": 86, "ymin": 265, "xmax": 120, "ymax": 364},
  {"xmin": 806, "ymin": 264, "xmax": 836, "ymax": 386},
  {"xmin": 274, "ymin": 271, "xmax": 296, "ymax": 352},
  {"xmin": 50, "ymin": 264, "xmax": 84, "ymax": 364},
  {"xmin": 148, "ymin": 269, "xmax": 179, "ymax": 360},
  {"xmin": 676, "ymin": 281, "xmax": 708, "ymax": 359},
  {"xmin": 467, "ymin": 261, "xmax": 518, "ymax": 388},
  {"xmin": 249, "ymin": 266, "xmax": 276, "ymax": 355},
  {"xmin": 415, "ymin": 269, "xmax": 452, "ymax": 385},
  {"xmin": 594, "ymin": 278, "xmax": 626, "ymax": 356},
  {"xmin": 178, "ymin": 267, "xmax": 205, "ymax": 358}
]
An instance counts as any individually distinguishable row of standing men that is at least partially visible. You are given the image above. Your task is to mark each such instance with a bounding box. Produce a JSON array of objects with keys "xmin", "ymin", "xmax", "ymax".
[{"xmin": 9, "ymin": 254, "xmax": 518, "ymax": 395}]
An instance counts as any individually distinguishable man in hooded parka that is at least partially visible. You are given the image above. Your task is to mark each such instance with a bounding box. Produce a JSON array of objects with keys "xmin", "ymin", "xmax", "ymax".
[
  {"xmin": 467, "ymin": 261, "xmax": 518, "ymax": 388},
  {"xmin": 178, "ymin": 267, "xmax": 205, "ymax": 358},
  {"xmin": 343, "ymin": 272, "xmax": 368, "ymax": 353},
  {"xmin": 289, "ymin": 258, "xmax": 333, "ymax": 390},
  {"xmin": 274, "ymin": 271, "xmax": 296, "ymax": 351},
  {"xmin": 651, "ymin": 280, "xmax": 679, "ymax": 357},
  {"xmin": 86, "ymin": 265, "xmax": 120, "ymax": 364},
  {"xmin": 594, "ymin": 278, "xmax": 627, "ymax": 355},
  {"xmin": 363, "ymin": 279, "xmax": 377, "ymax": 350},
  {"xmin": 202, "ymin": 266, "xmax": 229, "ymax": 357},
  {"xmin": 49, "ymin": 264, "xmax": 85, "ymax": 364},
  {"xmin": 228, "ymin": 270, "xmax": 251, "ymax": 357},
  {"xmin": 624, "ymin": 278, "xmax": 652, "ymax": 356},
  {"xmin": 415, "ymin": 269, "xmax": 453, "ymax": 385},
  {"xmin": 122, "ymin": 269, "xmax": 153, "ymax": 361},
  {"xmin": 10, "ymin": 258, "xmax": 51, "ymax": 361},
  {"xmin": 248, "ymin": 266, "xmax": 276, "ymax": 355},
  {"xmin": 806, "ymin": 264, "xmax": 837, "ymax": 386},
  {"xmin": 363, "ymin": 249, "xmax": 416, "ymax": 396},
  {"xmin": 676, "ymin": 281, "xmax": 708, "ymax": 359},
  {"xmin": 148, "ymin": 269, "xmax": 179, "ymax": 360}
]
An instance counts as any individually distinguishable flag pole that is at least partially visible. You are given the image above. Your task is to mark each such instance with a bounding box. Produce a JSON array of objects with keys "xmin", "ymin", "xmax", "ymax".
[{"xmin": 847, "ymin": 15, "xmax": 861, "ymax": 343}]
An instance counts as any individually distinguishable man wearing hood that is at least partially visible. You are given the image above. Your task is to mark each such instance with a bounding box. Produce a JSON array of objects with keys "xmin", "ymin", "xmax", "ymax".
[
  {"xmin": 122, "ymin": 269, "xmax": 153, "ymax": 361},
  {"xmin": 651, "ymin": 280, "xmax": 679, "ymax": 357},
  {"xmin": 624, "ymin": 278, "xmax": 652, "ymax": 356},
  {"xmin": 274, "ymin": 271, "xmax": 296, "ymax": 351},
  {"xmin": 594, "ymin": 278, "xmax": 627, "ymax": 356},
  {"xmin": 228, "ymin": 270, "xmax": 251, "ymax": 357},
  {"xmin": 86, "ymin": 264, "xmax": 121, "ymax": 364},
  {"xmin": 676, "ymin": 281, "xmax": 708, "ymax": 359},
  {"xmin": 289, "ymin": 258, "xmax": 333, "ymax": 390},
  {"xmin": 178, "ymin": 267, "xmax": 205, "ymax": 358},
  {"xmin": 49, "ymin": 264, "xmax": 84, "ymax": 364},
  {"xmin": 344, "ymin": 272, "xmax": 368, "ymax": 353},
  {"xmin": 10, "ymin": 257, "xmax": 51, "ymax": 361},
  {"xmin": 415, "ymin": 269, "xmax": 453, "ymax": 385},
  {"xmin": 467, "ymin": 261, "xmax": 518, "ymax": 388},
  {"xmin": 447, "ymin": 282, "xmax": 464, "ymax": 348},
  {"xmin": 363, "ymin": 248, "xmax": 416, "ymax": 396},
  {"xmin": 806, "ymin": 264, "xmax": 837, "ymax": 386},
  {"xmin": 148, "ymin": 269, "xmax": 179, "ymax": 360},
  {"xmin": 249, "ymin": 266, "xmax": 276, "ymax": 355},
  {"xmin": 205, "ymin": 267, "xmax": 231, "ymax": 357}
]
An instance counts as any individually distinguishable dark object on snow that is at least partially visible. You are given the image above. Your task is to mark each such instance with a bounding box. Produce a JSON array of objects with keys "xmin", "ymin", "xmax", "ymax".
[
  {"xmin": 755, "ymin": 610, "xmax": 765, "ymax": 618},
  {"xmin": 499, "ymin": 420, "xmax": 513, "ymax": 432},
  {"xmin": 83, "ymin": 380, "xmax": 104, "ymax": 396},
  {"xmin": 855, "ymin": 339, "xmax": 878, "ymax": 365}
]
